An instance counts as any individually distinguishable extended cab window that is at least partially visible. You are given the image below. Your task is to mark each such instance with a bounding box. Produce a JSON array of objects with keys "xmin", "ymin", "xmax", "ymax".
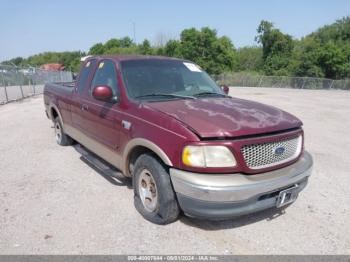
[
  {"xmin": 77, "ymin": 59, "xmax": 96, "ymax": 94},
  {"xmin": 91, "ymin": 60, "xmax": 119, "ymax": 96}
]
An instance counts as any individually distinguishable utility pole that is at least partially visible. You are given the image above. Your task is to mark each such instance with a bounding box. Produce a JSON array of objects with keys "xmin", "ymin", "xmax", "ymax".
[{"xmin": 133, "ymin": 22, "xmax": 136, "ymax": 43}]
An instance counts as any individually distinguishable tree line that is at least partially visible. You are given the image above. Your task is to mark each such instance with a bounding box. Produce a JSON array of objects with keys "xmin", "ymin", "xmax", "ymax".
[{"xmin": 2, "ymin": 17, "xmax": 350, "ymax": 79}]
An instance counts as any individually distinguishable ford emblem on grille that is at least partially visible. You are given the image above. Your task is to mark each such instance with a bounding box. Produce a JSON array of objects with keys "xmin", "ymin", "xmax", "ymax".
[{"xmin": 274, "ymin": 146, "xmax": 285, "ymax": 155}]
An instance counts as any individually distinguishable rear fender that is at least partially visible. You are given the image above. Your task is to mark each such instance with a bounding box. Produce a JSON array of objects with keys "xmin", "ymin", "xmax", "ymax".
[{"xmin": 49, "ymin": 103, "xmax": 64, "ymax": 127}]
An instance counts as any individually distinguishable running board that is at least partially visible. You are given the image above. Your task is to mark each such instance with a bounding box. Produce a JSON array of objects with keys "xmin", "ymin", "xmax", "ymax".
[{"xmin": 74, "ymin": 144, "xmax": 125, "ymax": 179}]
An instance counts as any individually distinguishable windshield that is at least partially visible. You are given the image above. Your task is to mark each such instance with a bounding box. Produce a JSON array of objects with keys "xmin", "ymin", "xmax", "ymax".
[{"xmin": 120, "ymin": 59, "xmax": 224, "ymax": 100}]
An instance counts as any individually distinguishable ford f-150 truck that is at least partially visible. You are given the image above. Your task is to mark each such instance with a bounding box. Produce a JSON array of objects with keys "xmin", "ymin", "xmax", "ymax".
[{"xmin": 44, "ymin": 55, "xmax": 313, "ymax": 224}]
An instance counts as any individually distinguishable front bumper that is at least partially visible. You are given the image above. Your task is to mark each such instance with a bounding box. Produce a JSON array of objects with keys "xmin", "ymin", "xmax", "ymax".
[{"xmin": 170, "ymin": 151, "xmax": 313, "ymax": 219}]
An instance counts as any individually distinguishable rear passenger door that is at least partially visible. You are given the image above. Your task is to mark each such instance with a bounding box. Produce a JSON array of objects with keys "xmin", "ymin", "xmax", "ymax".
[
  {"xmin": 80, "ymin": 59, "xmax": 122, "ymax": 155},
  {"xmin": 71, "ymin": 59, "xmax": 97, "ymax": 131}
]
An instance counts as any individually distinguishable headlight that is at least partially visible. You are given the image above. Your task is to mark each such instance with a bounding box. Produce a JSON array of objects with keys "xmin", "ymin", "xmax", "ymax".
[{"xmin": 182, "ymin": 145, "xmax": 236, "ymax": 168}]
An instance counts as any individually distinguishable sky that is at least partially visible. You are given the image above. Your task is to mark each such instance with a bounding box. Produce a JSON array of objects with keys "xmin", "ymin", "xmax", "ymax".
[{"xmin": 1, "ymin": 0, "xmax": 350, "ymax": 61}]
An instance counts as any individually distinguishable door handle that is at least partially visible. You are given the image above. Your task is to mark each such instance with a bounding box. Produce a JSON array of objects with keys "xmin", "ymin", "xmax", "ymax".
[{"xmin": 81, "ymin": 104, "xmax": 89, "ymax": 111}]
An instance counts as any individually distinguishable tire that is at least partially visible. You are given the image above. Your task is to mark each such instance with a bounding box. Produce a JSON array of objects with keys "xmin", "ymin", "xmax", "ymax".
[
  {"xmin": 53, "ymin": 117, "xmax": 73, "ymax": 146},
  {"xmin": 133, "ymin": 153, "xmax": 180, "ymax": 224}
]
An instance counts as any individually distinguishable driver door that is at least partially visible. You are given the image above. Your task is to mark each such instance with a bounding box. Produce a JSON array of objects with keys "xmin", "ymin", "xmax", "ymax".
[{"xmin": 79, "ymin": 59, "xmax": 122, "ymax": 161}]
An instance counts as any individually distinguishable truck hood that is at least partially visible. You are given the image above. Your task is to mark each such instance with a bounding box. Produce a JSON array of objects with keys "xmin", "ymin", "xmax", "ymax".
[{"xmin": 146, "ymin": 97, "xmax": 302, "ymax": 138}]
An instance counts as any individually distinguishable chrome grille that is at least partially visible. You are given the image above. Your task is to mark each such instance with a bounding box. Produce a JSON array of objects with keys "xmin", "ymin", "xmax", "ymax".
[{"xmin": 241, "ymin": 135, "xmax": 302, "ymax": 169}]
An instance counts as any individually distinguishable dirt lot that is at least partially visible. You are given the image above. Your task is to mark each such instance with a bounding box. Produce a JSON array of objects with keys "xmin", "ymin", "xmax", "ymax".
[{"xmin": 0, "ymin": 87, "xmax": 349, "ymax": 254}]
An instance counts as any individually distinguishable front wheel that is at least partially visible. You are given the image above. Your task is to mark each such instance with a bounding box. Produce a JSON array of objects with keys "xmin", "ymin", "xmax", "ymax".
[
  {"xmin": 53, "ymin": 117, "xmax": 73, "ymax": 146},
  {"xmin": 133, "ymin": 153, "xmax": 180, "ymax": 224}
]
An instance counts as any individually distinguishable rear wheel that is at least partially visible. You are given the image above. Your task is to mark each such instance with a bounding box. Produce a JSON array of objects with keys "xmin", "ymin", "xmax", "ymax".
[
  {"xmin": 133, "ymin": 153, "xmax": 180, "ymax": 224},
  {"xmin": 53, "ymin": 117, "xmax": 73, "ymax": 146}
]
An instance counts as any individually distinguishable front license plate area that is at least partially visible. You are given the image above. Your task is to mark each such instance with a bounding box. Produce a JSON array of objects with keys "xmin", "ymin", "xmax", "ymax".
[{"xmin": 276, "ymin": 185, "xmax": 299, "ymax": 208}]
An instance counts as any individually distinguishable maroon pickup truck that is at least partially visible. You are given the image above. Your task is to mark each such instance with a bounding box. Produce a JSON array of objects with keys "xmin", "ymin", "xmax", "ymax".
[{"xmin": 44, "ymin": 55, "xmax": 313, "ymax": 224}]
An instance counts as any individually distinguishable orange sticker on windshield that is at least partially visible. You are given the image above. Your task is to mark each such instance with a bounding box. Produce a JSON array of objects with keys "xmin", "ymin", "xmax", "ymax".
[{"xmin": 99, "ymin": 62, "xmax": 104, "ymax": 68}]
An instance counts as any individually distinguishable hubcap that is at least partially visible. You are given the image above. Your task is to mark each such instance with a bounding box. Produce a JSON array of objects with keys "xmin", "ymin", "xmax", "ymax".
[
  {"xmin": 138, "ymin": 169, "xmax": 158, "ymax": 212},
  {"xmin": 54, "ymin": 122, "xmax": 62, "ymax": 143}
]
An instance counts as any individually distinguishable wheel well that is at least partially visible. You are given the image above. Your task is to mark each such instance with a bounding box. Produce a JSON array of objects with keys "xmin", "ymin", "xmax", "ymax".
[
  {"xmin": 51, "ymin": 107, "xmax": 58, "ymax": 120},
  {"xmin": 127, "ymin": 146, "xmax": 165, "ymax": 176}
]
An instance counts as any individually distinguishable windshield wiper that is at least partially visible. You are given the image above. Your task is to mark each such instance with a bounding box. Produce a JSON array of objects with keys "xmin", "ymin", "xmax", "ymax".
[
  {"xmin": 135, "ymin": 93, "xmax": 196, "ymax": 100},
  {"xmin": 193, "ymin": 92, "xmax": 230, "ymax": 97}
]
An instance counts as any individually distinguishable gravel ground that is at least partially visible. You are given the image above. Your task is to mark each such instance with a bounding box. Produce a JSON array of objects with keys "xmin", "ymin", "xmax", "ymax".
[{"xmin": 0, "ymin": 87, "xmax": 349, "ymax": 254}]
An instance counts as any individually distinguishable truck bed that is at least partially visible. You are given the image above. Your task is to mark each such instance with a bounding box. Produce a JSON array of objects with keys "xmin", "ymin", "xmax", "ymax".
[
  {"xmin": 43, "ymin": 81, "xmax": 76, "ymax": 114},
  {"xmin": 47, "ymin": 82, "xmax": 75, "ymax": 92}
]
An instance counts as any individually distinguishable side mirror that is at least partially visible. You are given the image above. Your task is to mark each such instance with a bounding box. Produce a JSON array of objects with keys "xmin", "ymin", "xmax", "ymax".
[
  {"xmin": 92, "ymin": 85, "xmax": 114, "ymax": 102},
  {"xmin": 221, "ymin": 85, "xmax": 229, "ymax": 95}
]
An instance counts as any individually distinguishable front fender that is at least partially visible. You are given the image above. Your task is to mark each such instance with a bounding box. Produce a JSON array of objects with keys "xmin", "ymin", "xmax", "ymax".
[{"xmin": 122, "ymin": 138, "xmax": 173, "ymax": 176}]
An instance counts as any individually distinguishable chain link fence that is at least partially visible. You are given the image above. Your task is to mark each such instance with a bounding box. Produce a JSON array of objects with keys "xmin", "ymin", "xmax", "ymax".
[
  {"xmin": 0, "ymin": 64, "xmax": 73, "ymax": 105},
  {"xmin": 215, "ymin": 73, "xmax": 350, "ymax": 90}
]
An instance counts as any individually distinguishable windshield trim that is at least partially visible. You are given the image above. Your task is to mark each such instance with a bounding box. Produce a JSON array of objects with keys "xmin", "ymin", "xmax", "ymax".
[
  {"xmin": 135, "ymin": 93, "xmax": 196, "ymax": 100},
  {"xmin": 194, "ymin": 91, "xmax": 229, "ymax": 97}
]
